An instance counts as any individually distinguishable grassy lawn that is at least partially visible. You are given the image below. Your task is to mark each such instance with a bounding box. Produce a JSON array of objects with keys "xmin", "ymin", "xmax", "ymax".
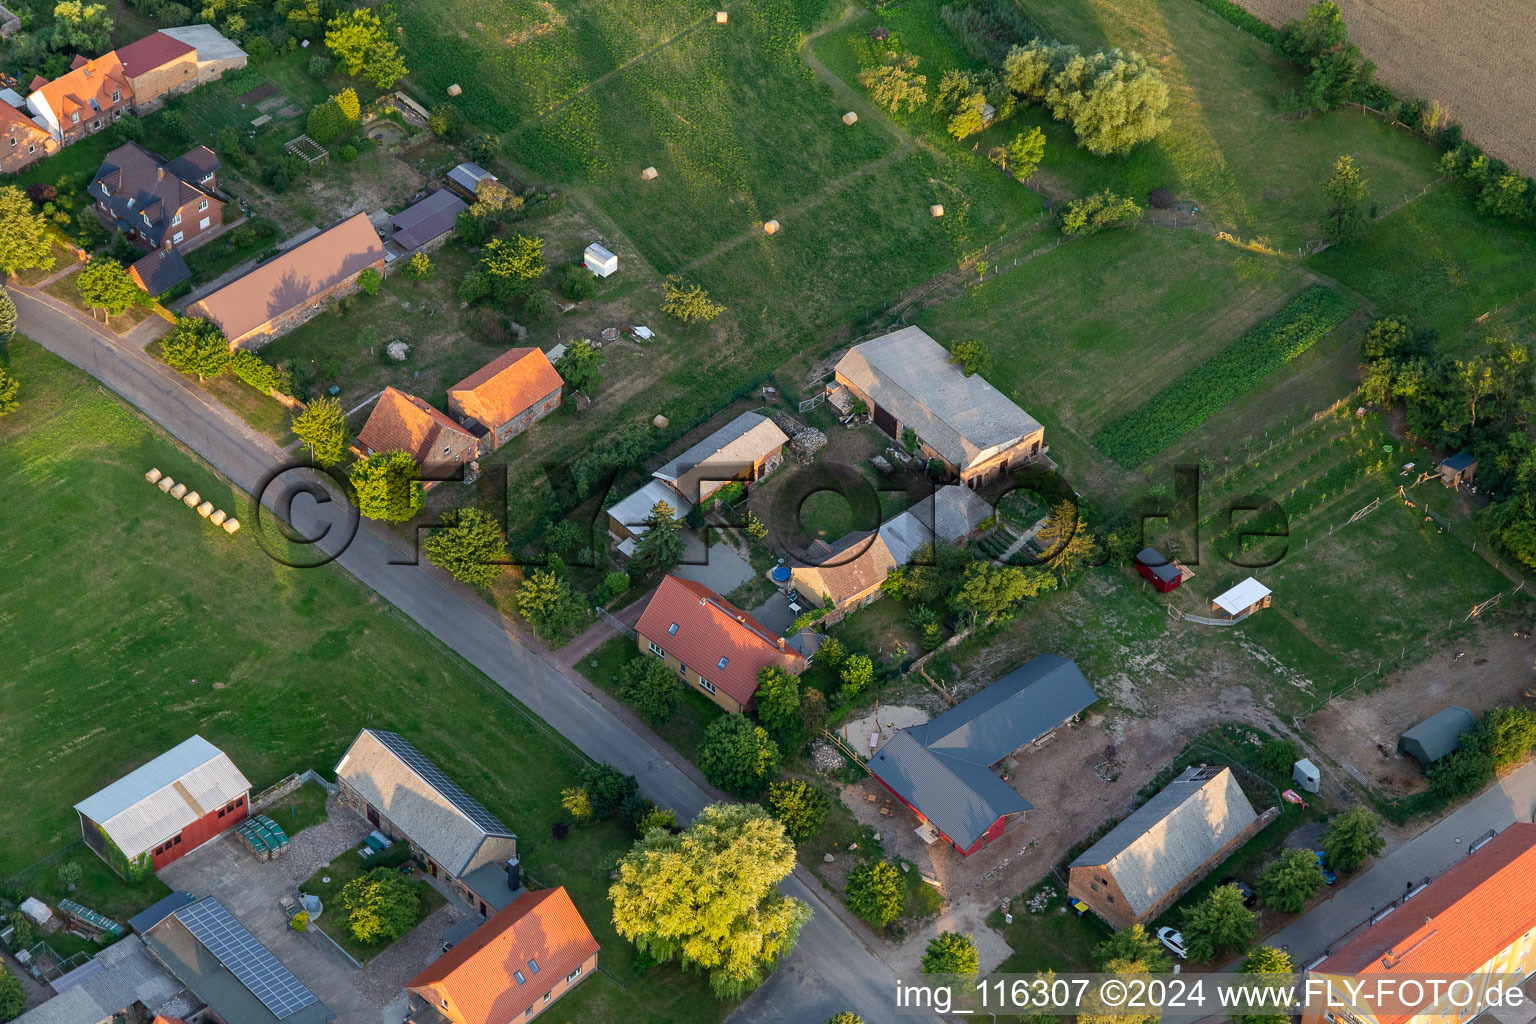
[
  {"xmin": 10, "ymin": 241, "xmax": 80, "ymax": 287},
  {"xmin": 0, "ymin": 339, "xmax": 728, "ymax": 1024},
  {"xmin": 182, "ymin": 218, "xmax": 282, "ymax": 286},
  {"xmin": 1309, "ymin": 184, "xmax": 1536, "ymax": 348},
  {"xmin": 263, "ymin": 782, "xmax": 331, "ymax": 839},
  {"xmin": 44, "ymin": 272, "xmax": 159, "ymax": 335},
  {"xmin": 298, "ymin": 846, "xmax": 445, "ymax": 965},
  {"xmin": 4, "ymin": 845, "xmax": 172, "ymax": 961},
  {"xmin": 578, "ymin": 635, "xmax": 722, "ymax": 760},
  {"xmin": 991, "ymin": 881, "xmax": 1113, "ymax": 974},
  {"xmin": 143, "ymin": 339, "xmax": 296, "ymax": 446}
]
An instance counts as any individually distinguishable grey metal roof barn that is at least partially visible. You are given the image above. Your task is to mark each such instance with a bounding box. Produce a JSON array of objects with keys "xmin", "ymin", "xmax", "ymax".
[
  {"xmin": 835, "ymin": 327, "xmax": 1042, "ymax": 474},
  {"xmin": 391, "ymin": 188, "xmax": 467, "ymax": 250},
  {"xmin": 1398, "ymin": 705, "xmax": 1476, "ymax": 767},
  {"xmin": 334, "ymin": 729, "xmax": 516, "ymax": 877},
  {"xmin": 1069, "ymin": 765, "xmax": 1258, "ymax": 920},
  {"xmin": 868, "ymin": 654, "xmax": 1097, "ymax": 852},
  {"xmin": 11, "ymin": 935, "xmax": 186, "ymax": 1024},
  {"xmin": 74, "ymin": 735, "xmax": 251, "ymax": 861},
  {"xmin": 446, "ymin": 161, "xmax": 497, "ymax": 196},
  {"xmin": 653, "ymin": 411, "xmax": 788, "ymax": 503}
]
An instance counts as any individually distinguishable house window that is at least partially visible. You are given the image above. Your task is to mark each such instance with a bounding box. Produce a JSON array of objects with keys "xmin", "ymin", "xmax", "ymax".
[
  {"xmin": 716, "ymin": 656, "xmax": 729, "ymax": 670},
  {"xmin": 172, "ymin": 212, "xmax": 181, "ymax": 226},
  {"xmin": 567, "ymin": 966, "xmax": 583, "ymax": 983},
  {"xmin": 667, "ymin": 622, "xmax": 678, "ymax": 636},
  {"xmin": 698, "ymin": 676, "xmax": 716, "ymax": 695},
  {"xmin": 93, "ymin": 120, "xmax": 101, "ymax": 130},
  {"xmin": 27, "ymin": 143, "xmax": 34, "ymax": 153},
  {"xmin": 172, "ymin": 231, "xmax": 183, "ymax": 244},
  {"xmin": 199, "ymin": 217, "xmax": 210, "ymax": 230},
  {"xmin": 198, "ymin": 198, "xmax": 208, "ymax": 212},
  {"xmin": 543, "ymin": 992, "xmax": 551, "ymax": 1004},
  {"xmin": 111, "ymin": 90, "xmax": 119, "ymax": 102},
  {"xmin": 236, "ymin": 797, "xmax": 243, "ymax": 806},
  {"xmin": 524, "ymin": 1010, "xmax": 532, "ymax": 1020},
  {"xmin": 647, "ymin": 640, "xmax": 664, "ymax": 657},
  {"xmin": 174, "ymin": 835, "xmax": 182, "ymax": 844},
  {"xmin": 71, "ymin": 112, "xmax": 80, "ymax": 123},
  {"xmin": 528, "ymin": 958, "xmax": 540, "ymax": 974},
  {"xmin": 217, "ymin": 808, "xmax": 226, "ymax": 818},
  {"xmin": 514, "ymin": 970, "xmax": 526, "ymax": 984},
  {"xmin": 201, "ymin": 172, "xmax": 212, "ymax": 183},
  {"xmin": 89, "ymin": 99, "xmax": 99, "ymax": 111}
]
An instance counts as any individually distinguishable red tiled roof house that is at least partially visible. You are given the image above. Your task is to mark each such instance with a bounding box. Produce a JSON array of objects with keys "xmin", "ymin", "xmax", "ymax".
[
  {"xmin": 1301, "ymin": 822, "xmax": 1536, "ymax": 1024},
  {"xmin": 358, "ymin": 387, "xmax": 479, "ymax": 487},
  {"xmin": 27, "ymin": 51, "xmax": 134, "ymax": 144},
  {"xmin": 187, "ymin": 212, "xmax": 385, "ymax": 348},
  {"xmin": 447, "ymin": 348, "xmax": 563, "ymax": 449},
  {"xmin": 406, "ymin": 887, "xmax": 599, "ymax": 1024},
  {"xmin": 0, "ymin": 101, "xmax": 57, "ymax": 173},
  {"xmin": 635, "ymin": 574, "xmax": 806, "ymax": 714},
  {"xmin": 115, "ymin": 31, "xmax": 198, "ymax": 112}
]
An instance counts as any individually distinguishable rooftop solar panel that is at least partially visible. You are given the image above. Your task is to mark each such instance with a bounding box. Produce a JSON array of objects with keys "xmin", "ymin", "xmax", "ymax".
[
  {"xmin": 176, "ymin": 898, "xmax": 318, "ymax": 1019},
  {"xmin": 371, "ymin": 730, "xmax": 512, "ymax": 835}
]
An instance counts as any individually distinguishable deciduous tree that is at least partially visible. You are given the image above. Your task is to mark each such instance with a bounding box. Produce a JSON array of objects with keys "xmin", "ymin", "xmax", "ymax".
[
  {"xmin": 554, "ymin": 336, "xmax": 604, "ymax": 393},
  {"xmin": 0, "ymin": 367, "xmax": 18, "ymax": 417},
  {"xmin": 161, "ymin": 316, "xmax": 230, "ymax": 381},
  {"xmin": 1475, "ymin": 706, "xmax": 1536, "ymax": 768},
  {"xmin": 1181, "ymin": 884, "xmax": 1257, "ymax": 962},
  {"xmin": 1322, "ymin": 155, "xmax": 1369, "ymax": 244},
  {"xmin": 581, "ymin": 762, "xmax": 639, "ymax": 819},
  {"xmin": 839, "ymin": 654, "xmax": 875, "ymax": 698},
  {"xmin": 338, "ymin": 867, "xmax": 419, "ymax": 943},
  {"xmin": 922, "ymin": 931, "xmax": 980, "ymax": 974},
  {"xmin": 949, "ymin": 339, "xmax": 992, "ymax": 377},
  {"xmin": 767, "ymin": 779, "xmax": 828, "ymax": 842},
  {"xmin": 0, "ymin": 288, "xmax": 16, "ymax": 344},
  {"xmin": 1062, "ymin": 190, "xmax": 1144, "ymax": 235},
  {"xmin": 50, "ymin": 0, "xmax": 112, "ymax": 53},
  {"xmin": 1232, "ymin": 946, "xmax": 1295, "ymax": 1024},
  {"xmin": 1004, "ymin": 127, "xmax": 1046, "ymax": 182},
  {"xmin": 754, "ymin": 666, "xmax": 801, "ymax": 732},
  {"xmin": 698, "ymin": 715, "xmax": 780, "ymax": 796},
  {"xmin": 1321, "ymin": 807, "xmax": 1385, "ymax": 874},
  {"xmin": 0, "ymin": 186, "xmax": 55, "ymax": 277},
  {"xmin": 481, "ymin": 235, "xmax": 545, "ymax": 300},
  {"xmin": 1095, "ymin": 924, "xmax": 1172, "ymax": 972},
  {"xmin": 76, "ymin": 258, "xmax": 140, "ymax": 325},
  {"xmin": 325, "ymin": 9, "xmax": 407, "ymax": 88},
  {"xmin": 0, "ymin": 966, "xmax": 24, "ymax": 1022},
  {"xmin": 618, "ymin": 655, "xmax": 685, "ymax": 724},
  {"xmin": 515, "ymin": 569, "xmax": 585, "ymax": 639},
  {"xmin": 423, "ymin": 508, "xmax": 507, "ymax": 587},
  {"xmin": 349, "ymin": 450, "xmax": 424, "ymax": 522},
  {"xmin": 845, "ymin": 859, "xmax": 903, "ymax": 927},
  {"xmin": 661, "ymin": 275, "xmax": 725, "ymax": 323},
  {"xmin": 291, "ymin": 395, "xmax": 348, "ymax": 466},
  {"xmin": 858, "ymin": 52, "xmax": 927, "ymax": 113},
  {"xmin": 610, "ymin": 803, "xmax": 809, "ymax": 998},
  {"xmin": 1257, "ymin": 847, "xmax": 1327, "ymax": 912}
]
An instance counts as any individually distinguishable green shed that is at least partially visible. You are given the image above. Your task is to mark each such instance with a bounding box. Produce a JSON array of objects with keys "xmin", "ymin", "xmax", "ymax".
[{"xmin": 1398, "ymin": 705, "xmax": 1476, "ymax": 768}]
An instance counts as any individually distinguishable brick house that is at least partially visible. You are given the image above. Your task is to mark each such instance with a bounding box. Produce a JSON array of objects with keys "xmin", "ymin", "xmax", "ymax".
[
  {"xmin": 447, "ymin": 348, "xmax": 563, "ymax": 448},
  {"xmin": 0, "ymin": 101, "xmax": 56, "ymax": 173},
  {"xmin": 115, "ymin": 31, "xmax": 198, "ymax": 112},
  {"xmin": 27, "ymin": 52, "xmax": 134, "ymax": 145},
  {"xmin": 789, "ymin": 530, "xmax": 898, "ymax": 625},
  {"xmin": 335, "ymin": 729, "xmax": 523, "ymax": 918},
  {"xmin": 1301, "ymin": 823, "xmax": 1536, "ymax": 1024},
  {"xmin": 406, "ymin": 887, "xmax": 598, "ymax": 1024},
  {"xmin": 89, "ymin": 142, "xmax": 224, "ymax": 252},
  {"xmin": 1068, "ymin": 765, "xmax": 1264, "ymax": 928},
  {"xmin": 128, "ymin": 247, "xmax": 192, "ymax": 296},
  {"xmin": 357, "ymin": 386, "xmax": 479, "ymax": 487},
  {"xmin": 832, "ymin": 326, "xmax": 1047, "ymax": 488},
  {"xmin": 635, "ymin": 574, "xmax": 807, "ymax": 714},
  {"xmin": 73, "ymin": 735, "xmax": 251, "ymax": 880},
  {"xmin": 187, "ymin": 213, "xmax": 386, "ymax": 348}
]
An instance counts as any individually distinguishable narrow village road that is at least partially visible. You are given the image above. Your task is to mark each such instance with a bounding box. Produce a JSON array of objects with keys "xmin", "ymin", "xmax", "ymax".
[{"xmin": 14, "ymin": 289, "xmax": 923, "ymax": 1024}]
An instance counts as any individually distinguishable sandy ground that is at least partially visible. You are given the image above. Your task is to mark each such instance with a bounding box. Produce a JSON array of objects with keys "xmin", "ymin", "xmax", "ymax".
[
  {"xmin": 1236, "ymin": 0, "xmax": 1536, "ymax": 173},
  {"xmin": 1305, "ymin": 621, "xmax": 1536, "ymax": 794},
  {"xmin": 839, "ymin": 704, "xmax": 931, "ymax": 755}
]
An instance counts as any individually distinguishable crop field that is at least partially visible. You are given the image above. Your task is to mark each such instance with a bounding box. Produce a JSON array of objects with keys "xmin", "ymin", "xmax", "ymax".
[
  {"xmin": 969, "ymin": 0, "xmax": 1443, "ymax": 249},
  {"xmin": 0, "ymin": 342, "xmax": 722, "ymax": 1024},
  {"xmin": 1235, "ymin": 0, "xmax": 1536, "ymax": 175},
  {"xmin": 1093, "ymin": 285, "xmax": 1356, "ymax": 466},
  {"xmin": 910, "ymin": 229, "xmax": 1353, "ymax": 507},
  {"xmin": 1309, "ymin": 184, "xmax": 1536, "ymax": 349}
]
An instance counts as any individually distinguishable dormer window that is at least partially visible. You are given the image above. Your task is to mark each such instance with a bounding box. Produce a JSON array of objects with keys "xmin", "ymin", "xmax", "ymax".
[
  {"xmin": 111, "ymin": 90, "xmax": 119, "ymax": 102},
  {"xmin": 172, "ymin": 212, "xmax": 181, "ymax": 226},
  {"xmin": 201, "ymin": 172, "xmax": 212, "ymax": 183},
  {"xmin": 141, "ymin": 211, "xmax": 151, "ymax": 227},
  {"xmin": 126, "ymin": 197, "xmax": 135, "ymax": 208},
  {"xmin": 70, "ymin": 112, "xmax": 79, "ymax": 123},
  {"xmin": 99, "ymin": 181, "xmax": 110, "ymax": 195},
  {"xmin": 89, "ymin": 98, "xmax": 99, "ymax": 112}
]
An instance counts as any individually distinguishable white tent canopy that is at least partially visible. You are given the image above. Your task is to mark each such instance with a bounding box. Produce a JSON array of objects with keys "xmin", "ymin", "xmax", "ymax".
[{"xmin": 1212, "ymin": 577, "xmax": 1272, "ymax": 616}]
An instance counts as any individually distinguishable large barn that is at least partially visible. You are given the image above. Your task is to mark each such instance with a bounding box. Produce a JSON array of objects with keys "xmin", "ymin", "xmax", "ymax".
[{"xmin": 74, "ymin": 735, "xmax": 251, "ymax": 879}]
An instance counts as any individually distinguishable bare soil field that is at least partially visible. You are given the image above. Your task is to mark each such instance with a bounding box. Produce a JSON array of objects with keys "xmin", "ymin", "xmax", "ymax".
[
  {"xmin": 1304, "ymin": 621, "xmax": 1536, "ymax": 795},
  {"xmin": 1236, "ymin": 0, "xmax": 1536, "ymax": 174}
]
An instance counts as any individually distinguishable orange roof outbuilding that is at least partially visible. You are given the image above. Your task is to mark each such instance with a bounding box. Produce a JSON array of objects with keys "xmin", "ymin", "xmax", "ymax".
[
  {"xmin": 1313, "ymin": 822, "xmax": 1536, "ymax": 1024},
  {"xmin": 408, "ymin": 887, "xmax": 599, "ymax": 1024},
  {"xmin": 636, "ymin": 575, "xmax": 807, "ymax": 707},
  {"xmin": 358, "ymin": 387, "xmax": 478, "ymax": 470},
  {"xmin": 447, "ymin": 348, "xmax": 563, "ymax": 431}
]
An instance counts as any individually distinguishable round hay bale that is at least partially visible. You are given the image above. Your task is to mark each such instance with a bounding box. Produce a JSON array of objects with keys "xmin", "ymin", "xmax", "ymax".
[
  {"xmin": 653, "ymin": 414, "xmax": 670, "ymax": 429},
  {"xmin": 764, "ymin": 219, "xmax": 780, "ymax": 234},
  {"xmin": 197, "ymin": 501, "xmax": 214, "ymax": 518},
  {"xmin": 447, "ymin": 83, "xmax": 462, "ymax": 97},
  {"xmin": 145, "ymin": 467, "xmax": 163, "ymax": 484},
  {"xmin": 183, "ymin": 490, "xmax": 201, "ymax": 507},
  {"xmin": 222, "ymin": 518, "xmax": 241, "ymax": 535},
  {"xmin": 842, "ymin": 111, "xmax": 858, "ymax": 126},
  {"xmin": 715, "ymin": 10, "xmax": 728, "ymax": 23},
  {"xmin": 169, "ymin": 482, "xmax": 188, "ymax": 499},
  {"xmin": 930, "ymin": 204, "xmax": 944, "ymax": 217},
  {"xmin": 210, "ymin": 509, "xmax": 227, "ymax": 526},
  {"xmin": 158, "ymin": 476, "xmax": 175, "ymax": 493},
  {"xmin": 641, "ymin": 166, "xmax": 659, "ymax": 181}
]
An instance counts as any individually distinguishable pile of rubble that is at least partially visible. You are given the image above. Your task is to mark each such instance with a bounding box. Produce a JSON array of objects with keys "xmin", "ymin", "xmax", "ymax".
[{"xmin": 809, "ymin": 740, "xmax": 843, "ymax": 775}]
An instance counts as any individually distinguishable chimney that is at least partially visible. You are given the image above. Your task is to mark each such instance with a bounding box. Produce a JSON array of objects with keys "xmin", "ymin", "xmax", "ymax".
[
  {"xmin": 778, "ymin": 637, "xmax": 786, "ymax": 649},
  {"xmin": 504, "ymin": 856, "xmax": 522, "ymax": 892},
  {"xmin": 156, "ymin": 166, "xmax": 164, "ymax": 180},
  {"xmin": 700, "ymin": 597, "xmax": 706, "ymax": 607}
]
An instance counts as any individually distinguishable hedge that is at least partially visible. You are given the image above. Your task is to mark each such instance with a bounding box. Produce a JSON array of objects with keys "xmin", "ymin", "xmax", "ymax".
[
  {"xmin": 1187, "ymin": 0, "xmax": 1282, "ymax": 46},
  {"xmin": 1093, "ymin": 286, "xmax": 1357, "ymax": 466}
]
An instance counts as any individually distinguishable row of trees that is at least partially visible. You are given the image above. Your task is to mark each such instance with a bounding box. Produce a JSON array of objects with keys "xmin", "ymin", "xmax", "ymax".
[{"xmin": 1001, "ymin": 40, "xmax": 1170, "ymax": 156}]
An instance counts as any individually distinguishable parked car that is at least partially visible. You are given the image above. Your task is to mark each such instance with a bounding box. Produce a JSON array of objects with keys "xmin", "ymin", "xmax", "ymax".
[
  {"xmin": 1157, "ymin": 926, "xmax": 1188, "ymax": 959},
  {"xmin": 1220, "ymin": 877, "xmax": 1257, "ymax": 907},
  {"xmin": 1315, "ymin": 850, "xmax": 1337, "ymax": 885}
]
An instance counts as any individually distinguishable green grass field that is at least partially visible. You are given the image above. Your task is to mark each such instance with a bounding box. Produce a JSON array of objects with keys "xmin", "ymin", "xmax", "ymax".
[{"xmin": 0, "ymin": 340, "xmax": 722, "ymax": 1024}]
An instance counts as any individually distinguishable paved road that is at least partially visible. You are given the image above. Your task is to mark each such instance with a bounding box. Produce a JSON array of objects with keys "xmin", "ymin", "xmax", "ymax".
[
  {"xmin": 1266, "ymin": 758, "xmax": 1536, "ymax": 965},
  {"xmin": 15, "ymin": 290, "xmax": 918, "ymax": 1024}
]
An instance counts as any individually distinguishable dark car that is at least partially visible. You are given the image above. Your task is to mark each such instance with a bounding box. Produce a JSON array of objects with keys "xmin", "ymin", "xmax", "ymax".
[{"xmin": 1220, "ymin": 877, "xmax": 1257, "ymax": 907}]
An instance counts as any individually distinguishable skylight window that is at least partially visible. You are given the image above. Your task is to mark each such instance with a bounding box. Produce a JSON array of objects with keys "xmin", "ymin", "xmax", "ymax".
[
  {"xmin": 528, "ymin": 957, "xmax": 540, "ymax": 973},
  {"xmin": 717, "ymin": 656, "xmax": 729, "ymax": 669},
  {"xmin": 514, "ymin": 970, "xmax": 526, "ymax": 985},
  {"xmin": 667, "ymin": 622, "xmax": 678, "ymax": 635}
]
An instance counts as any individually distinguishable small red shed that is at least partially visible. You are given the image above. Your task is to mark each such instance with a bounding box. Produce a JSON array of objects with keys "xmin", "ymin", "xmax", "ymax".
[{"xmin": 1134, "ymin": 547, "xmax": 1184, "ymax": 593}]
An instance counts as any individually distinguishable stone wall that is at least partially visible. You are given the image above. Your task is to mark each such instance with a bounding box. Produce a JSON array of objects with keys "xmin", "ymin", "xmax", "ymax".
[{"xmin": 127, "ymin": 54, "xmax": 199, "ymax": 113}]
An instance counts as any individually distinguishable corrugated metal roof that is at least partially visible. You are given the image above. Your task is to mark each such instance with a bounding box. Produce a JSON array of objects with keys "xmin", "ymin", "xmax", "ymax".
[
  {"xmin": 391, "ymin": 189, "xmax": 466, "ymax": 251},
  {"xmin": 607, "ymin": 478, "xmax": 693, "ymax": 538},
  {"xmin": 869, "ymin": 733, "xmax": 1031, "ymax": 851},
  {"xmin": 334, "ymin": 730, "xmax": 514, "ymax": 877},
  {"xmin": 1212, "ymin": 577, "xmax": 1271, "ymax": 615},
  {"xmin": 879, "ymin": 485, "xmax": 994, "ymax": 564},
  {"xmin": 1070, "ymin": 766, "xmax": 1258, "ymax": 918},
  {"xmin": 652, "ymin": 412, "xmax": 788, "ymax": 503},
  {"xmin": 13, "ymin": 935, "xmax": 184, "ymax": 1024},
  {"xmin": 910, "ymin": 653, "xmax": 1098, "ymax": 765},
  {"xmin": 74, "ymin": 736, "xmax": 251, "ymax": 860},
  {"xmin": 836, "ymin": 327, "xmax": 1041, "ymax": 472}
]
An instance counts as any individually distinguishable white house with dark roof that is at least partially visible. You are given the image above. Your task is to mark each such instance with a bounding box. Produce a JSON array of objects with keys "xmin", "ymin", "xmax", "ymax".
[
  {"xmin": 74, "ymin": 735, "xmax": 251, "ymax": 879},
  {"xmin": 833, "ymin": 327, "xmax": 1046, "ymax": 487},
  {"xmin": 1067, "ymin": 765, "xmax": 1262, "ymax": 928},
  {"xmin": 334, "ymin": 729, "xmax": 521, "ymax": 918}
]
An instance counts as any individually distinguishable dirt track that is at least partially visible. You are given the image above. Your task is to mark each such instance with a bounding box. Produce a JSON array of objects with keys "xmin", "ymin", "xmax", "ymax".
[{"xmin": 1235, "ymin": 0, "xmax": 1536, "ymax": 174}]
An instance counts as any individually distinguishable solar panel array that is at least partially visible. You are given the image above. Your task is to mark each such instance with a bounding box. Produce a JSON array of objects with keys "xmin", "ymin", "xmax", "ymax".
[
  {"xmin": 371, "ymin": 730, "xmax": 512, "ymax": 835},
  {"xmin": 176, "ymin": 899, "xmax": 318, "ymax": 1019}
]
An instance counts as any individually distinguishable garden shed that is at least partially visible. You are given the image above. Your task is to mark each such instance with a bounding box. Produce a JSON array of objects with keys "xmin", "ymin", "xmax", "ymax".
[
  {"xmin": 1211, "ymin": 577, "xmax": 1271, "ymax": 619},
  {"xmin": 1438, "ymin": 452, "xmax": 1477, "ymax": 488},
  {"xmin": 1134, "ymin": 547, "xmax": 1183, "ymax": 593},
  {"xmin": 583, "ymin": 242, "xmax": 618, "ymax": 278},
  {"xmin": 1398, "ymin": 705, "xmax": 1476, "ymax": 768}
]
